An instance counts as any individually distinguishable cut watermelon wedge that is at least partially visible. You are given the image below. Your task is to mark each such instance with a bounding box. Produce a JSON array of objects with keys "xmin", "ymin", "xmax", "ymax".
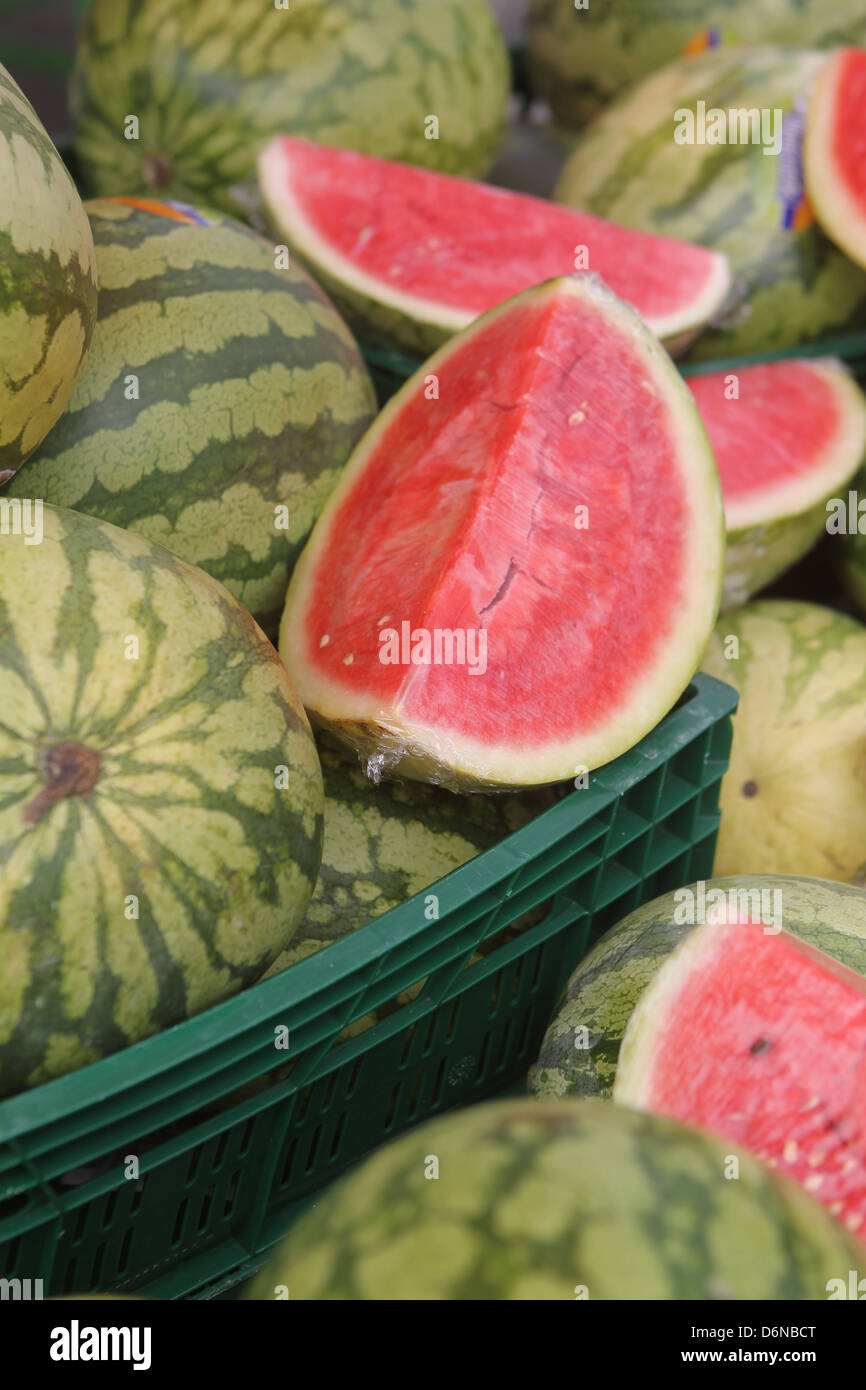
[
  {"xmin": 615, "ymin": 917, "xmax": 866, "ymax": 1241},
  {"xmin": 279, "ymin": 276, "xmax": 724, "ymax": 790},
  {"xmin": 685, "ymin": 358, "xmax": 866, "ymax": 609},
  {"xmin": 257, "ymin": 136, "xmax": 733, "ymax": 358},
  {"xmin": 805, "ymin": 47, "xmax": 866, "ymax": 272}
]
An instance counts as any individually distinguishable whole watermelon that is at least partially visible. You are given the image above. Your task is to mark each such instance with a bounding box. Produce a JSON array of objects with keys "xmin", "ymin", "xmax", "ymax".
[
  {"xmin": 0, "ymin": 503, "xmax": 324, "ymax": 1100},
  {"xmin": 528, "ymin": 0, "xmax": 866, "ymax": 128},
  {"xmin": 555, "ymin": 46, "xmax": 866, "ymax": 361},
  {"xmin": 71, "ymin": 0, "xmax": 510, "ymax": 216},
  {"xmin": 6, "ymin": 197, "xmax": 376, "ymax": 634},
  {"xmin": 530, "ymin": 875, "xmax": 866, "ymax": 1100},
  {"xmin": 701, "ymin": 600, "xmax": 866, "ymax": 883},
  {"xmin": 263, "ymin": 739, "xmax": 552, "ymax": 976},
  {"xmin": 0, "ymin": 63, "xmax": 97, "ymax": 481},
  {"xmin": 242, "ymin": 1097, "xmax": 865, "ymax": 1299}
]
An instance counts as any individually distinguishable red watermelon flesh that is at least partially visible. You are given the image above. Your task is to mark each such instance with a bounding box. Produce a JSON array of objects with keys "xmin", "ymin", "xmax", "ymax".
[
  {"xmin": 805, "ymin": 47, "xmax": 866, "ymax": 272},
  {"xmin": 258, "ymin": 136, "xmax": 732, "ymax": 353},
  {"xmin": 615, "ymin": 918, "xmax": 866, "ymax": 1242},
  {"xmin": 685, "ymin": 358, "xmax": 866, "ymax": 530},
  {"xmin": 279, "ymin": 276, "xmax": 724, "ymax": 789}
]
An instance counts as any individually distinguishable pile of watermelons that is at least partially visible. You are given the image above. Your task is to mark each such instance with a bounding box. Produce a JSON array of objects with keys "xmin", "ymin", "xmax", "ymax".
[{"xmin": 3, "ymin": 0, "xmax": 866, "ymax": 1301}]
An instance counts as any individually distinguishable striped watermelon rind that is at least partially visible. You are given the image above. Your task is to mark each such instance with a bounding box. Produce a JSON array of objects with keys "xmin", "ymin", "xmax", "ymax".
[
  {"xmin": 527, "ymin": 0, "xmax": 866, "ymax": 128},
  {"xmin": 264, "ymin": 740, "xmax": 550, "ymax": 970},
  {"xmin": 554, "ymin": 46, "xmax": 866, "ymax": 362},
  {"xmin": 0, "ymin": 63, "xmax": 98, "ymax": 481},
  {"xmin": 701, "ymin": 600, "xmax": 866, "ymax": 882},
  {"xmin": 5, "ymin": 196, "xmax": 377, "ymax": 634},
  {"xmin": 0, "ymin": 504, "xmax": 324, "ymax": 1100},
  {"xmin": 71, "ymin": 0, "xmax": 510, "ymax": 217},
  {"xmin": 242, "ymin": 1096, "xmax": 866, "ymax": 1299},
  {"xmin": 529, "ymin": 875, "xmax": 866, "ymax": 1101},
  {"xmin": 804, "ymin": 47, "xmax": 866, "ymax": 272}
]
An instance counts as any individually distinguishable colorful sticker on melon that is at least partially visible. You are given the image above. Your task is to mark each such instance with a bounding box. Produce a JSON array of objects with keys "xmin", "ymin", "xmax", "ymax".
[
  {"xmin": 279, "ymin": 275, "xmax": 724, "ymax": 790},
  {"xmin": 107, "ymin": 196, "xmax": 213, "ymax": 225},
  {"xmin": 614, "ymin": 916, "xmax": 866, "ymax": 1241},
  {"xmin": 805, "ymin": 47, "xmax": 866, "ymax": 271}
]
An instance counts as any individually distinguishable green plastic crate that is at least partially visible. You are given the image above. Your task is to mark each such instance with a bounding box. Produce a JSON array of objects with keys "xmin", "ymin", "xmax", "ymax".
[{"xmin": 0, "ymin": 674, "xmax": 736, "ymax": 1300}]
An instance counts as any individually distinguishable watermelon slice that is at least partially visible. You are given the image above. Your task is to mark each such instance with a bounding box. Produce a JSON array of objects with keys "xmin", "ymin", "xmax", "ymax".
[
  {"xmin": 615, "ymin": 917, "xmax": 866, "ymax": 1240},
  {"xmin": 257, "ymin": 136, "xmax": 732, "ymax": 358},
  {"xmin": 685, "ymin": 358, "xmax": 866, "ymax": 609},
  {"xmin": 279, "ymin": 275, "xmax": 724, "ymax": 790},
  {"xmin": 805, "ymin": 47, "xmax": 866, "ymax": 272}
]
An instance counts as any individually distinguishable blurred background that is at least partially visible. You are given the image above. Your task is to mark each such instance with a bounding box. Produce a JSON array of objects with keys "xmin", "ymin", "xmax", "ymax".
[{"xmin": 0, "ymin": 1, "xmax": 532, "ymax": 133}]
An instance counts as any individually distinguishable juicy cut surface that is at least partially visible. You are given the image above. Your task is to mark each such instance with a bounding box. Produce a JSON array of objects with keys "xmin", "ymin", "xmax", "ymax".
[
  {"xmin": 280, "ymin": 138, "xmax": 726, "ymax": 324},
  {"xmin": 297, "ymin": 285, "xmax": 699, "ymax": 749},
  {"xmin": 628, "ymin": 922, "xmax": 866, "ymax": 1240},
  {"xmin": 687, "ymin": 362, "xmax": 842, "ymax": 501}
]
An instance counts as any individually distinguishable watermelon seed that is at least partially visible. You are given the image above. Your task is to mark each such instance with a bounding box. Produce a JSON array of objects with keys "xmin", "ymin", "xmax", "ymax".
[
  {"xmin": 749, "ymin": 1037, "xmax": 771, "ymax": 1055},
  {"xmin": 741, "ymin": 779, "xmax": 759, "ymax": 797}
]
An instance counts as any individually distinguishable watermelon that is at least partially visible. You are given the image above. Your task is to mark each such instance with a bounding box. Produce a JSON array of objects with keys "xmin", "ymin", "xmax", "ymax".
[
  {"xmin": 242, "ymin": 1096, "xmax": 865, "ymax": 1300},
  {"xmin": 701, "ymin": 600, "xmax": 866, "ymax": 882},
  {"xmin": 530, "ymin": 875, "xmax": 866, "ymax": 1101},
  {"xmin": 279, "ymin": 275, "xmax": 724, "ymax": 791},
  {"xmin": 528, "ymin": 0, "xmax": 866, "ymax": 128},
  {"xmin": 805, "ymin": 47, "xmax": 866, "ymax": 272},
  {"xmin": 615, "ymin": 915, "xmax": 866, "ymax": 1239},
  {"xmin": 0, "ymin": 503, "xmax": 324, "ymax": 1100},
  {"xmin": 0, "ymin": 63, "xmax": 98, "ymax": 482},
  {"xmin": 6, "ymin": 196, "xmax": 376, "ymax": 635},
  {"xmin": 71, "ymin": 0, "xmax": 510, "ymax": 217},
  {"xmin": 555, "ymin": 47, "xmax": 866, "ymax": 362},
  {"xmin": 263, "ymin": 740, "xmax": 549, "ymax": 976},
  {"xmin": 257, "ymin": 137, "xmax": 733, "ymax": 358},
  {"xmin": 685, "ymin": 358, "xmax": 866, "ymax": 610}
]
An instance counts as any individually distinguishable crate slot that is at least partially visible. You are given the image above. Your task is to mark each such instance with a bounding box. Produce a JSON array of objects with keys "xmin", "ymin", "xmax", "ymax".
[
  {"xmin": 305, "ymin": 1127, "xmax": 322, "ymax": 1175},
  {"xmin": 328, "ymin": 1113, "xmax": 347, "ymax": 1162}
]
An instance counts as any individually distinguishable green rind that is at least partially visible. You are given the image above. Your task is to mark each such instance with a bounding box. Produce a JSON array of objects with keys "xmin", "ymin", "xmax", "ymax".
[
  {"xmin": 701, "ymin": 600, "xmax": 866, "ymax": 882},
  {"xmin": 0, "ymin": 504, "xmax": 324, "ymax": 1100},
  {"xmin": 723, "ymin": 498, "xmax": 830, "ymax": 611},
  {"xmin": 71, "ymin": 0, "xmax": 510, "ymax": 216},
  {"xmin": 264, "ymin": 740, "xmax": 550, "ymax": 975},
  {"xmin": 528, "ymin": 0, "xmax": 866, "ymax": 128},
  {"xmin": 0, "ymin": 63, "xmax": 98, "ymax": 479},
  {"xmin": 7, "ymin": 198, "xmax": 376, "ymax": 633},
  {"xmin": 554, "ymin": 46, "xmax": 866, "ymax": 361},
  {"xmin": 242, "ymin": 1096, "xmax": 865, "ymax": 1300},
  {"xmin": 530, "ymin": 875, "xmax": 866, "ymax": 1101}
]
